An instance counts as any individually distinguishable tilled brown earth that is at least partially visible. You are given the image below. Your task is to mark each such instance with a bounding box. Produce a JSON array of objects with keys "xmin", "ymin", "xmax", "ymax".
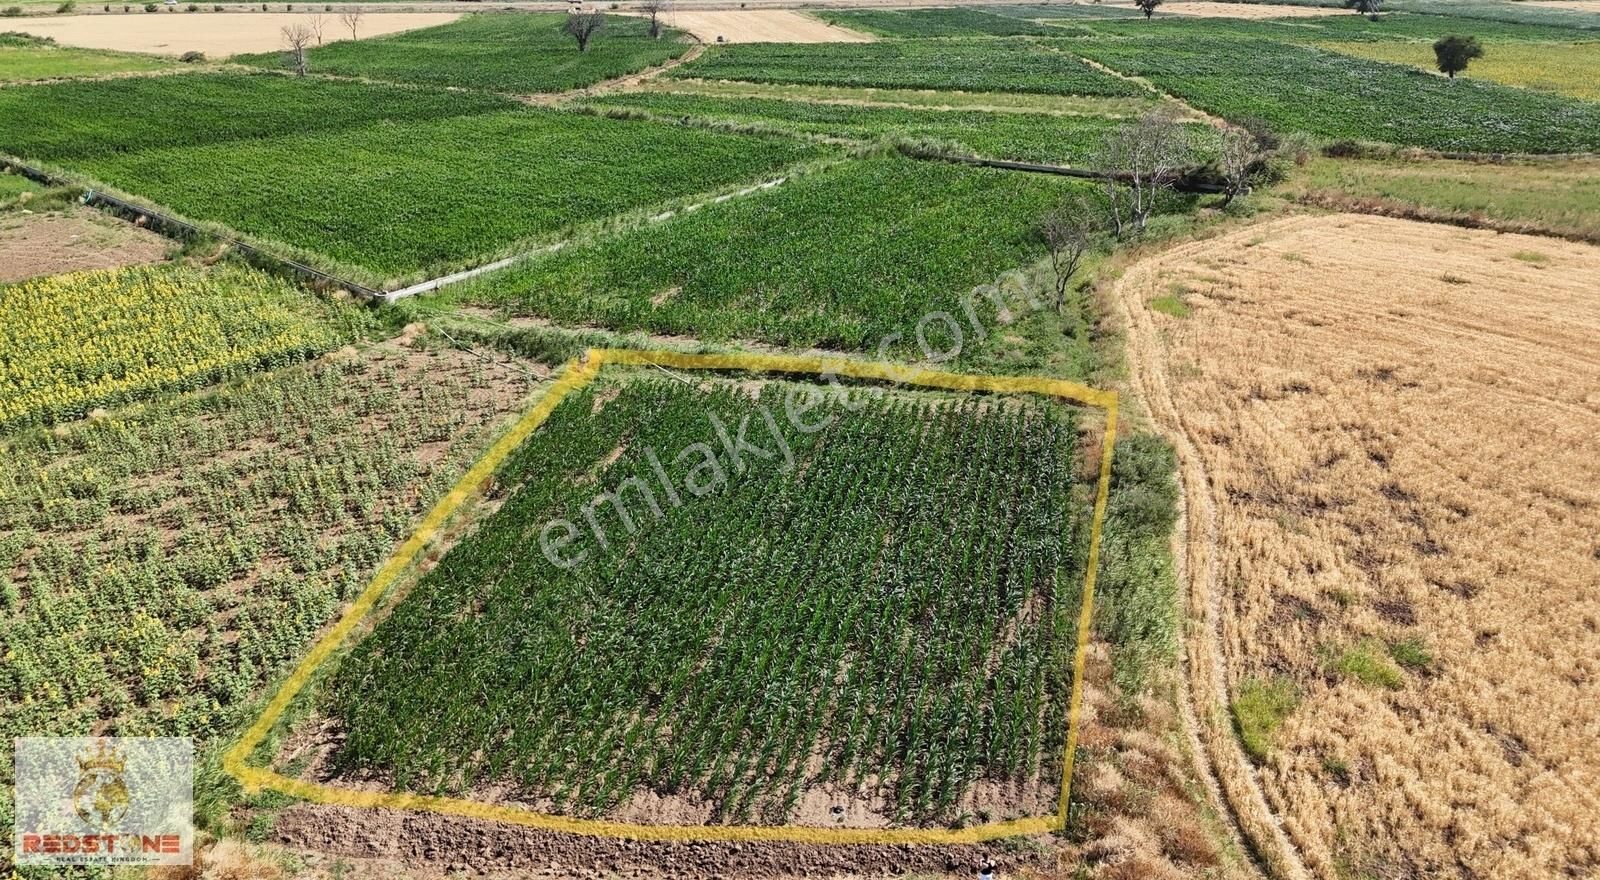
[{"xmin": 273, "ymin": 805, "xmax": 1046, "ymax": 878}]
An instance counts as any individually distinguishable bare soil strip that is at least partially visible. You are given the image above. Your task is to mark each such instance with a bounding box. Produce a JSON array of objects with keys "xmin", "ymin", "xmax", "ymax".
[
  {"xmin": 1114, "ymin": 213, "xmax": 1600, "ymax": 879},
  {"xmin": 9, "ymin": 12, "xmax": 460, "ymax": 56},
  {"xmin": 0, "ymin": 206, "xmax": 169, "ymax": 282},
  {"xmin": 1162, "ymin": 1, "xmax": 1351, "ymax": 17},
  {"xmin": 625, "ymin": 9, "xmax": 873, "ymax": 43}
]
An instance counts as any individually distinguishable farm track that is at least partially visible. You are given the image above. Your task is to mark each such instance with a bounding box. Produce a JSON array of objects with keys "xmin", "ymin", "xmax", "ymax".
[
  {"xmin": 1110, "ymin": 226, "xmax": 1313, "ymax": 880},
  {"xmin": 524, "ymin": 40, "xmax": 707, "ymax": 106}
]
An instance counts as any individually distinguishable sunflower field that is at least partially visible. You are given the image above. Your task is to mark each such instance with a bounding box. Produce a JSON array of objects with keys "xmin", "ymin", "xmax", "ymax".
[{"xmin": 0, "ymin": 262, "xmax": 357, "ymax": 430}]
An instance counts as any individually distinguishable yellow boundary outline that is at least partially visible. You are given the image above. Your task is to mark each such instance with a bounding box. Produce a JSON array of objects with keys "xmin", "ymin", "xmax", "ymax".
[{"xmin": 222, "ymin": 348, "xmax": 1119, "ymax": 846}]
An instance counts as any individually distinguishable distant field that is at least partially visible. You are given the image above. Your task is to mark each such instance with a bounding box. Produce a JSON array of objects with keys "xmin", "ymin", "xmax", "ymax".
[
  {"xmin": 0, "ymin": 34, "xmax": 170, "ymax": 82},
  {"xmin": 70, "ymin": 109, "xmax": 824, "ymax": 281},
  {"xmin": 671, "ymin": 39, "xmax": 1149, "ymax": 97},
  {"xmin": 1078, "ymin": 11, "xmax": 1600, "ymax": 40},
  {"xmin": 582, "ymin": 91, "xmax": 1127, "ymax": 165},
  {"xmin": 814, "ymin": 8, "xmax": 1065, "ymax": 37},
  {"xmin": 456, "ymin": 157, "xmax": 1083, "ymax": 351},
  {"xmin": 1066, "ymin": 35, "xmax": 1600, "ymax": 152},
  {"xmin": 1320, "ymin": 38, "xmax": 1600, "ymax": 100},
  {"xmin": 236, "ymin": 13, "xmax": 688, "ymax": 94},
  {"xmin": 1282, "ymin": 155, "xmax": 1600, "ymax": 240},
  {"xmin": 323, "ymin": 377, "xmax": 1082, "ymax": 825},
  {"xmin": 0, "ymin": 263, "xmax": 349, "ymax": 429},
  {"xmin": 0, "ymin": 74, "xmax": 514, "ymax": 162}
]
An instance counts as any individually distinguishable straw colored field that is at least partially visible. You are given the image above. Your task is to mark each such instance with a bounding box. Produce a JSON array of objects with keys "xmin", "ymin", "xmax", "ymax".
[
  {"xmin": 635, "ymin": 10, "xmax": 874, "ymax": 43},
  {"xmin": 1115, "ymin": 213, "xmax": 1600, "ymax": 879},
  {"xmin": 1321, "ymin": 38, "xmax": 1600, "ymax": 100},
  {"xmin": 7, "ymin": 12, "xmax": 460, "ymax": 56}
]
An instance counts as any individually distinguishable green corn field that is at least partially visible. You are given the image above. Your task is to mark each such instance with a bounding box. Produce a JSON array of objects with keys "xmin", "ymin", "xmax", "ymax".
[{"xmin": 325, "ymin": 376, "xmax": 1090, "ymax": 826}]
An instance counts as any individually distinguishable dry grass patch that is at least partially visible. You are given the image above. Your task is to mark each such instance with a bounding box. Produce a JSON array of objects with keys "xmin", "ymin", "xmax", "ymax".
[{"xmin": 1115, "ymin": 213, "xmax": 1600, "ymax": 879}]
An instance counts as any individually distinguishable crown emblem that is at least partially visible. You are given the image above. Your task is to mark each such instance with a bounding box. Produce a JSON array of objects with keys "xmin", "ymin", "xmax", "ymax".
[{"xmin": 77, "ymin": 741, "xmax": 126, "ymax": 775}]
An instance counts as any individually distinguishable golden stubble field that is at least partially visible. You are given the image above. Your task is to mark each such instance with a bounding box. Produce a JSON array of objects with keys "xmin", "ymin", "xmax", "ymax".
[{"xmin": 1114, "ymin": 214, "xmax": 1600, "ymax": 879}]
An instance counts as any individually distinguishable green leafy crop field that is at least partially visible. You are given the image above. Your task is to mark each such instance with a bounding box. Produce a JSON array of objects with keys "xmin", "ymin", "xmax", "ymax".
[
  {"xmin": 581, "ymin": 91, "xmax": 1125, "ymax": 165},
  {"xmin": 68, "ymin": 109, "xmax": 825, "ymax": 281},
  {"xmin": 0, "ymin": 73, "xmax": 515, "ymax": 162},
  {"xmin": 0, "ymin": 33, "xmax": 171, "ymax": 83},
  {"xmin": 670, "ymin": 39, "xmax": 1149, "ymax": 97},
  {"xmin": 1065, "ymin": 35, "xmax": 1600, "ymax": 153},
  {"xmin": 457, "ymin": 157, "xmax": 1081, "ymax": 351},
  {"xmin": 325, "ymin": 376, "xmax": 1084, "ymax": 825},
  {"xmin": 235, "ymin": 12, "xmax": 689, "ymax": 94},
  {"xmin": 815, "ymin": 7, "xmax": 1065, "ymax": 37}
]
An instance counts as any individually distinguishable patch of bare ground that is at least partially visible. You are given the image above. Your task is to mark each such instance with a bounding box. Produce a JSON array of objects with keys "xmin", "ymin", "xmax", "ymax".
[
  {"xmin": 1163, "ymin": 1, "xmax": 1351, "ymax": 17},
  {"xmin": 0, "ymin": 206, "xmax": 169, "ymax": 282},
  {"xmin": 270, "ymin": 804, "xmax": 1043, "ymax": 879},
  {"xmin": 9, "ymin": 12, "xmax": 461, "ymax": 57},
  {"xmin": 1113, "ymin": 213, "xmax": 1600, "ymax": 879},
  {"xmin": 625, "ymin": 9, "xmax": 874, "ymax": 43}
]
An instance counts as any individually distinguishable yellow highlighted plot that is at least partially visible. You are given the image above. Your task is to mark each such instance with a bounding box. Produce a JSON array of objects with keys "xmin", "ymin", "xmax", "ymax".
[{"xmin": 222, "ymin": 348, "xmax": 1119, "ymax": 846}]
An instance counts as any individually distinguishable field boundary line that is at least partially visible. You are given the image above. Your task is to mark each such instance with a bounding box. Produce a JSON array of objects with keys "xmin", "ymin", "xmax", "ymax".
[{"xmin": 222, "ymin": 347, "xmax": 1118, "ymax": 846}]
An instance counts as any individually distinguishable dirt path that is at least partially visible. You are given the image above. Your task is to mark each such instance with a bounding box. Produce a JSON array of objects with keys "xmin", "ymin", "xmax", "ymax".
[
  {"xmin": 1046, "ymin": 44, "xmax": 1221, "ymax": 125},
  {"xmin": 1109, "ymin": 223, "xmax": 1314, "ymax": 880},
  {"xmin": 525, "ymin": 41, "xmax": 705, "ymax": 106}
]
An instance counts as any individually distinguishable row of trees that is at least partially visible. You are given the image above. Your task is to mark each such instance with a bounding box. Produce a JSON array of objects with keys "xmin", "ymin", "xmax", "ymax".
[
  {"xmin": 279, "ymin": 7, "xmax": 361, "ymax": 76},
  {"xmin": 1038, "ymin": 110, "xmax": 1279, "ymax": 313}
]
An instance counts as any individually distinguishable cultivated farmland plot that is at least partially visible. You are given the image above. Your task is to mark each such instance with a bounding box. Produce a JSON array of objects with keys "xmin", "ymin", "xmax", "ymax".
[
  {"xmin": 454, "ymin": 157, "xmax": 1090, "ymax": 351},
  {"xmin": 582, "ymin": 91, "xmax": 1129, "ymax": 165},
  {"xmin": 235, "ymin": 13, "xmax": 690, "ymax": 94},
  {"xmin": 1064, "ymin": 34, "xmax": 1600, "ymax": 153},
  {"xmin": 313, "ymin": 375, "xmax": 1090, "ymax": 827},
  {"xmin": 671, "ymin": 39, "xmax": 1149, "ymax": 97},
  {"xmin": 2, "ymin": 86, "xmax": 825, "ymax": 281}
]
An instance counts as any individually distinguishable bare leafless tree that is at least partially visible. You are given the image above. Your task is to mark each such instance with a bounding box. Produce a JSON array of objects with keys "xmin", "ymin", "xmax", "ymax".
[
  {"xmin": 1094, "ymin": 108, "xmax": 1195, "ymax": 237},
  {"xmin": 564, "ymin": 10, "xmax": 605, "ymax": 52},
  {"xmin": 1039, "ymin": 197, "xmax": 1101, "ymax": 313},
  {"xmin": 308, "ymin": 12, "xmax": 327, "ymax": 45},
  {"xmin": 281, "ymin": 22, "xmax": 314, "ymax": 75},
  {"xmin": 1215, "ymin": 125, "xmax": 1263, "ymax": 207},
  {"xmin": 1135, "ymin": 0, "xmax": 1162, "ymax": 18},
  {"xmin": 638, "ymin": 0, "xmax": 665, "ymax": 38},
  {"xmin": 339, "ymin": 5, "xmax": 362, "ymax": 40}
]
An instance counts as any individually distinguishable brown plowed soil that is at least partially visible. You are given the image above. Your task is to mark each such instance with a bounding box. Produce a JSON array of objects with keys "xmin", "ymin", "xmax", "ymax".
[
  {"xmin": 272, "ymin": 805, "xmax": 1046, "ymax": 879},
  {"xmin": 0, "ymin": 207, "xmax": 169, "ymax": 283}
]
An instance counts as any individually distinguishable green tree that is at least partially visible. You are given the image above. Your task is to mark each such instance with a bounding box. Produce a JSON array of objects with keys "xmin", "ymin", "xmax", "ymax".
[{"xmin": 1433, "ymin": 34, "xmax": 1484, "ymax": 78}]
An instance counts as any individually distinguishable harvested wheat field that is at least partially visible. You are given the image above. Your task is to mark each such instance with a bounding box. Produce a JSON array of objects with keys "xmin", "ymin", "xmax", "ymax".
[
  {"xmin": 641, "ymin": 10, "xmax": 873, "ymax": 43},
  {"xmin": 12, "ymin": 12, "xmax": 459, "ymax": 56},
  {"xmin": 1115, "ymin": 213, "xmax": 1600, "ymax": 880},
  {"xmin": 1163, "ymin": 1, "xmax": 1350, "ymax": 17}
]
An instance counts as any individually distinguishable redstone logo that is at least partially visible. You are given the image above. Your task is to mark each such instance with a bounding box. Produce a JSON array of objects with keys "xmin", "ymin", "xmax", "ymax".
[{"xmin": 12, "ymin": 737, "xmax": 193, "ymax": 867}]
